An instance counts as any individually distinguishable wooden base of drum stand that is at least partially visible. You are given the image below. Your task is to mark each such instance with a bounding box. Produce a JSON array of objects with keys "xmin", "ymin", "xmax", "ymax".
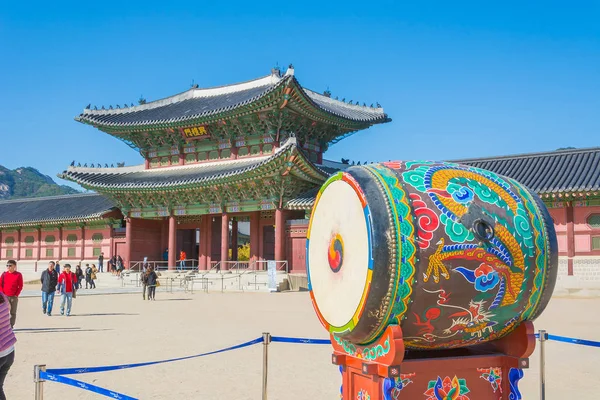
[{"xmin": 331, "ymin": 322, "xmax": 536, "ymax": 399}]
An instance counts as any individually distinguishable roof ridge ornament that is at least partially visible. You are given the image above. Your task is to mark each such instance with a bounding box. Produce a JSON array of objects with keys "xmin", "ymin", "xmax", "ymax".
[{"xmin": 285, "ymin": 64, "xmax": 295, "ymax": 76}]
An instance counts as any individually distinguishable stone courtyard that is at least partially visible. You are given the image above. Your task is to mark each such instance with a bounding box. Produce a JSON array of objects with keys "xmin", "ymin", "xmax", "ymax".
[{"xmin": 6, "ymin": 279, "xmax": 600, "ymax": 399}]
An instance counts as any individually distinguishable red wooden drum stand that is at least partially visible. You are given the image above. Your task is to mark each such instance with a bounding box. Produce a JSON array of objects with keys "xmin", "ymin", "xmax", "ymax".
[{"xmin": 331, "ymin": 322, "xmax": 535, "ymax": 400}]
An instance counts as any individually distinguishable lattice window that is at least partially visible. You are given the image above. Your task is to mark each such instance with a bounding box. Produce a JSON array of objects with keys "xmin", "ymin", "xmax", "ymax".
[
  {"xmin": 67, "ymin": 248, "xmax": 76, "ymax": 257},
  {"xmin": 4, "ymin": 237, "xmax": 14, "ymax": 246},
  {"xmin": 66, "ymin": 234, "xmax": 77, "ymax": 244},
  {"xmin": 592, "ymin": 237, "xmax": 600, "ymax": 251},
  {"xmin": 45, "ymin": 235, "xmax": 55, "ymax": 244},
  {"xmin": 46, "ymin": 248, "xmax": 54, "ymax": 257},
  {"xmin": 91, "ymin": 233, "xmax": 103, "ymax": 243},
  {"xmin": 25, "ymin": 249, "xmax": 33, "ymax": 257},
  {"xmin": 588, "ymin": 214, "xmax": 600, "ymax": 229},
  {"xmin": 5, "ymin": 250, "xmax": 12, "ymax": 258},
  {"xmin": 93, "ymin": 248, "xmax": 101, "ymax": 256},
  {"xmin": 24, "ymin": 236, "xmax": 34, "ymax": 244}
]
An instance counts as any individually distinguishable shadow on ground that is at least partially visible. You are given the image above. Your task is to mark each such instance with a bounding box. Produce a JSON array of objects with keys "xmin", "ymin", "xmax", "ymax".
[{"xmin": 14, "ymin": 327, "xmax": 113, "ymax": 334}]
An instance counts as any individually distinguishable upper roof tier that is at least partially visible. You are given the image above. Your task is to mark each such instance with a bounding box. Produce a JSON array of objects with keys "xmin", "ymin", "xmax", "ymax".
[{"xmin": 75, "ymin": 66, "xmax": 391, "ymax": 150}]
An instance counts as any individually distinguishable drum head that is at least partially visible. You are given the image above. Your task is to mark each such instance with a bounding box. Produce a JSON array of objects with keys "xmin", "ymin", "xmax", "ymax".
[{"xmin": 307, "ymin": 172, "xmax": 372, "ymax": 334}]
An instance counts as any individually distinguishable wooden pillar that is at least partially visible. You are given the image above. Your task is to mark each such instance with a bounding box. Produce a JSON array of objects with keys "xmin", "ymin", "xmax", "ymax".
[
  {"xmin": 168, "ymin": 215, "xmax": 176, "ymax": 270},
  {"xmin": 37, "ymin": 228, "xmax": 42, "ymax": 261},
  {"xmin": 179, "ymin": 153, "xmax": 185, "ymax": 165},
  {"xmin": 16, "ymin": 229, "xmax": 21, "ymax": 261},
  {"xmin": 206, "ymin": 216, "xmax": 213, "ymax": 268},
  {"xmin": 566, "ymin": 202, "xmax": 575, "ymax": 276},
  {"xmin": 57, "ymin": 227, "xmax": 63, "ymax": 261},
  {"xmin": 231, "ymin": 218, "xmax": 238, "ymax": 261},
  {"xmin": 80, "ymin": 225, "xmax": 86, "ymax": 261},
  {"xmin": 199, "ymin": 216, "xmax": 207, "ymax": 270},
  {"xmin": 144, "ymin": 159, "xmax": 150, "ymax": 169},
  {"xmin": 221, "ymin": 213, "xmax": 229, "ymax": 269},
  {"xmin": 250, "ymin": 212, "xmax": 260, "ymax": 269},
  {"xmin": 124, "ymin": 219, "xmax": 132, "ymax": 269},
  {"xmin": 274, "ymin": 208, "xmax": 285, "ymax": 263}
]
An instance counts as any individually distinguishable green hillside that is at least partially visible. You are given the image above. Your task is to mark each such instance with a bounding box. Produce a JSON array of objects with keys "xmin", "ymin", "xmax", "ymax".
[{"xmin": 0, "ymin": 166, "xmax": 79, "ymax": 200}]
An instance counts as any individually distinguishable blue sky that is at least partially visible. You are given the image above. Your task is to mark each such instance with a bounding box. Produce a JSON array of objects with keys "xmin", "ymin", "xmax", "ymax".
[{"xmin": 1, "ymin": 1, "xmax": 598, "ymax": 190}]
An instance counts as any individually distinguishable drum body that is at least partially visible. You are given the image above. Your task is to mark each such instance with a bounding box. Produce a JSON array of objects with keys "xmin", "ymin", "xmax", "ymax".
[{"xmin": 307, "ymin": 161, "xmax": 557, "ymax": 350}]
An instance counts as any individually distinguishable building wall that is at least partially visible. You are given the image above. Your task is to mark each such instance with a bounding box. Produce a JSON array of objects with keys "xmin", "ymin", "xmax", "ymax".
[{"xmin": 128, "ymin": 218, "xmax": 163, "ymax": 263}]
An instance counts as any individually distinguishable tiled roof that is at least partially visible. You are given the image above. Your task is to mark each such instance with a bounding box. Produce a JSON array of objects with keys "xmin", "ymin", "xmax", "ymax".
[
  {"xmin": 286, "ymin": 188, "xmax": 319, "ymax": 210},
  {"xmin": 454, "ymin": 147, "xmax": 600, "ymax": 194},
  {"xmin": 60, "ymin": 138, "xmax": 329, "ymax": 190},
  {"xmin": 0, "ymin": 193, "xmax": 117, "ymax": 227},
  {"xmin": 76, "ymin": 68, "xmax": 388, "ymax": 128}
]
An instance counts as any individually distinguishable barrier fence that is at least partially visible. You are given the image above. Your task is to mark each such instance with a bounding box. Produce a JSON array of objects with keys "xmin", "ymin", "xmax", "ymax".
[{"xmin": 33, "ymin": 331, "xmax": 600, "ymax": 400}]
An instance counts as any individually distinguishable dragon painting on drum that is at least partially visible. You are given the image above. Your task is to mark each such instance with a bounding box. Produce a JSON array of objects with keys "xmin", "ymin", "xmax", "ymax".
[{"xmin": 307, "ymin": 161, "xmax": 557, "ymax": 350}]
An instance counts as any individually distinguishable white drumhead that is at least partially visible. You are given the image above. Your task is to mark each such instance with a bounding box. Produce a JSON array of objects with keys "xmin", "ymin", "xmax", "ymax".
[{"xmin": 308, "ymin": 178, "xmax": 370, "ymax": 329}]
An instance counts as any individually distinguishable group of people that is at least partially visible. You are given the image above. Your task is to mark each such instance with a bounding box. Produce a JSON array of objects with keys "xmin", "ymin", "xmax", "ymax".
[{"xmin": 105, "ymin": 254, "xmax": 125, "ymax": 276}]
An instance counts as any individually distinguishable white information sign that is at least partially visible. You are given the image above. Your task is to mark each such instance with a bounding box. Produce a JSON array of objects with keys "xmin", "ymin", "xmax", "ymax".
[{"xmin": 267, "ymin": 260, "xmax": 277, "ymax": 292}]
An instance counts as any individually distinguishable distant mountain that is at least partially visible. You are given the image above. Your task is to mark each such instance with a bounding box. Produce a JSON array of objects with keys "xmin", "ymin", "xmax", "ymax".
[{"xmin": 0, "ymin": 166, "xmax": 79, "ymax": 200}]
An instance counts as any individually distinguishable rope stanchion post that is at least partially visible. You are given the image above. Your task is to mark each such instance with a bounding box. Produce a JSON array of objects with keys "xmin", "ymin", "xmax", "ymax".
[
  {"xmin": 34, "ymin": 364, "xmax": 46, "ymax": 400},
  {"xmin": 262, "ymin": 332, "xmax": 271, "ymax": 400},
  {"xmin": 539, "ymin": 329, "xmax": 548, "ymax": 400}
]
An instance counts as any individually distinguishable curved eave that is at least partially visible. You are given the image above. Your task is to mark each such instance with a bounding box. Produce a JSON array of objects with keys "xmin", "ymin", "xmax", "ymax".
[
  {"xmin": 60, "ymin": 141, "xmax": 329, "ymax": 193},
  {"xmin": 287, "ymin": 77, "xmax": 391, "ymax": 128},
  {"xmin": 0, "ymin": 214, "xmax": 114, "ymax": 229},
  {"xmin": 74, "ymin": 77, "xmax": 290, "ymax": 133}
]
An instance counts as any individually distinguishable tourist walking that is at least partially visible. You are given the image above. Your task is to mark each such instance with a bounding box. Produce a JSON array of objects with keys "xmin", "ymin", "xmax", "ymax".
[
  {"xmin": 75, "ymin": 265, "xmax": 84, "ymax": 289},
  {"xmin": 40, "ymin": 261, "xmax": 58, "ymax": 316},
  {"xmin": 55, "ymin": 261, "xmax": 61, "ymax": 275},
  {"xmin": 0, "ymin": 260, "xmax": 23, "ymax": 328},
  {"xmin": 85, "ymin": 264, "xmax": 92, "ymax": 289},
  {"xmin": 98, "ymin": 252, "xmax": 104, "ymax": 273},
  {"xmin": 179, "ymin": 250, "xmax": 187, "ymax": 270},
  {"xmin": 146, "ymin": 266, "xmax": 158, "ymax": 301},
  {"xmin": 0, "ymin": 291, "xmax": 16, "ymax": 399},
  {"xmin": 57, "ymin": 264, "xmax": 77, "ymax": 316},
  {"xmin": 116, "ymin": 255, "xmax": 124, "ymax": 276},
  {"xmin": 90, "ymin": 264, "xmax": 98, "ymax": 288}
]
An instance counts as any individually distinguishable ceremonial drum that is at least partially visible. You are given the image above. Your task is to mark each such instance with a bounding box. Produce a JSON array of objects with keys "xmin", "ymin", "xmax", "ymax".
[{"xmin": 307, "ymin": 161, "xmax": 558, "ymax": 349}]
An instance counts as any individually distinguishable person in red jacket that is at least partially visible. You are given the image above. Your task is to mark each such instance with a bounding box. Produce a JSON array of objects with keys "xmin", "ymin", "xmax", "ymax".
[
  {"xmin": 0, "ymin": 260, "xmax": 23, "ymax": 328},
  {"xmin": 57, "ymin": 264, "xmax": 77, "ymax": 317}
]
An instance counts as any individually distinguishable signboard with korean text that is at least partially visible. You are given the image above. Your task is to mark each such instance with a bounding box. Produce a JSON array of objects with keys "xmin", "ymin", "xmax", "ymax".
[{"xmin": 180, "ymin": 125, "xmax": 210, "ymax": 140}]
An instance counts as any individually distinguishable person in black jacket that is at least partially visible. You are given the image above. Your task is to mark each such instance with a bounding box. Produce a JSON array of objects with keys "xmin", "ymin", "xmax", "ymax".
[
  {"xmin": 146, "ymin": 267, "xmax": 158, "ymax": 301},
  {"xmin": 40, "ymin": 261, "xmax": 59, "ymax": 316}
]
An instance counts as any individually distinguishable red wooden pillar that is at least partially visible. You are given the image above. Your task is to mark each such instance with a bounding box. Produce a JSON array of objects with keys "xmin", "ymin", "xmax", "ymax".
[
  {"xmin": 80, "ymin": 225, "xmax": 86, "ymax": 261},
  {"xmin": 144, "ymin": 159, "xmax": 150, "ymax": 169},
  {"xmin": 168, "ymin": 215, "xmax": 176, "ymax": 270},
  {"xmin": 57, "ymin": 227, "xmax": 63, "ymax": 261},
  {"xmin": 566, "ymin": 202, "xmax": 575, "ymax": 275},
  {"xmin": 250, "ymin": 211, "xmax": 260, "ymax": 269},
  {"xmin": 160, "ymin": 218, "xmax": 168, "ymax": 257},
  {"xmin": 221, "ymin": 213, "xmax": 229, "ymax": 270},
  {"xmin": 199, "ymin": 216, "xmax": 207, "ymax": 270},
  {"xmin": 274, "ymin": 208, "xmax": 285, "ymax": 264},
  {"xmin": 37, "ymin": 228, "xmax": 42, "ymax": 261},
  {"xmin": 231, "ymin": 218, "xmax": 238, "ymax": 261},
  {"xmin": 16, "ymin": 229, "xmax": 21, "ymax": 261},
  {"xmin": 178, "ymin": 153, "xmax": 185, "ymax": 165},
  {"xmin": 124, "ymin": 219, "xmax": 132, "ymax": 269},
  {"xmin": 206, "ymin": 216, "xmax": 213, "ymax": 268}
]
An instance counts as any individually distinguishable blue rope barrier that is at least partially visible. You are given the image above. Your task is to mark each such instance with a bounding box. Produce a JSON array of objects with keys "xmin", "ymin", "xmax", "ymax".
[
  {"xmin": 271, "ymin": 336, "xmax": 330, "ymax": 345},
  {"xmin": 40, "ymin": 371, "xmax": 137, "ymax": 399},
  {"xmin": 547, "ymin": 334, "xmax": 600, "ymax": 348},
  {"xmin": 47, "ymin": 337, "xmax": 264, "ymax": 375}
]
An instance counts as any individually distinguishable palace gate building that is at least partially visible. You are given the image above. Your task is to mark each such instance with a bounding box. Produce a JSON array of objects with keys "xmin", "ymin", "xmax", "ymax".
[{"xmin": 0, "ymin": 66, "xmax": 598, "ymax": 290}]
